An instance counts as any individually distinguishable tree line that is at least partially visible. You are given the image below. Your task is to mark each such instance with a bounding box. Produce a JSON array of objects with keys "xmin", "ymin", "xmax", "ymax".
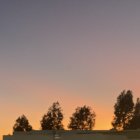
[{"xmin": 13, "ymin": 90, "xmax": 140, "ymax": 132}]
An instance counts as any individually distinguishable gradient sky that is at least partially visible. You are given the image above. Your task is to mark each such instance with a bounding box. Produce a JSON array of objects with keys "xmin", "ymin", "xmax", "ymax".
[{"xmin": 1, "ymin": 0, "xmax": 140, "ymax": 139}]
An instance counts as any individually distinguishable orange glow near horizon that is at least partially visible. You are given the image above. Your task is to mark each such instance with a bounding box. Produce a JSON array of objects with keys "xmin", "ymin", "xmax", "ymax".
[
  {"xmin": 1, "ymin": 88, "xmax": 140, "ymax": 140},
  {"xmin": 1, "ymin": 1, "xmax": 140, "ymax": 140}
]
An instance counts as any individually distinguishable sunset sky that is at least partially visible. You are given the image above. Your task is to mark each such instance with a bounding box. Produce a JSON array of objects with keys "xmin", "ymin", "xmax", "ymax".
[{"xmin": 0, "ymin": 0, "xmax": 140, "ymax": 139}]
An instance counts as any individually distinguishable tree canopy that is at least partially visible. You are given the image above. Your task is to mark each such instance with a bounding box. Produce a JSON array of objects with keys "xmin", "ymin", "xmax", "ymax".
[
  {"xmin": 112, "ymin": 90, "xmax": 134, "ymax": 130},
  {"xmin": 68, "ymin": 105, "xmax": 96, "ymax": 130},
  {"xmin": 11, "ymin": 93, "xmax": 140, "ymax": 131},
  {"xmin": 40, "ymin": 102, "xmax": 64, "ymax": 130},
  {"xmin": 13, "ymin": 115, "xmax": 32, "ymax": 132},
  {"xmin": 126, "ymin": 98, "xmax": 140, "ymax": 129}
]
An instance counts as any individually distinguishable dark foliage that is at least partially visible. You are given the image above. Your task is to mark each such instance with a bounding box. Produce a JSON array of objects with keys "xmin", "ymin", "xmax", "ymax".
[
  {"xmin": 13, "ymin": 115, "xmax": 32, "ymax": 132},
  {"xmin": 68, "ymin": 105, "xmax": 96, "ymax": 130},
  {"xmin": 40, "ymin": 102, "xmax": 64, "ymax": 130},
  {"xmin": 126, "ymin": 98, "xmax": 140, "ymax": 129},
  {"xmin": 112, "ymin": 90, "xmax": 134, "ymax": 130}
]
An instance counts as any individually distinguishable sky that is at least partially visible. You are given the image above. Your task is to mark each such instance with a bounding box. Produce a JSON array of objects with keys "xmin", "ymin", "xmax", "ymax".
[{"xmin": 0, "ymin": 0, "xmax": 140, "ymax": 139}]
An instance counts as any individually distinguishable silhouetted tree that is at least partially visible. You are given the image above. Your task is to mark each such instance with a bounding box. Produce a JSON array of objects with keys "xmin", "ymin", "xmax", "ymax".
[
  {"xmin": 13, "ymin": 115, "xmax": 32, "ymax": 132},
  {"xmin": 40, "ymin": 102, "xmax": 64, "ymax": 130},
  {"xmin": 68, "ymin": 105, "xmax": 96, "ymax": 130},
  {"xmin": 126, "ymin": 98, "xmax": 140, "ymax": 129},
  {"xmin": 112, "ymin": 90, "xmax": 134, "ymax": 130}
]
